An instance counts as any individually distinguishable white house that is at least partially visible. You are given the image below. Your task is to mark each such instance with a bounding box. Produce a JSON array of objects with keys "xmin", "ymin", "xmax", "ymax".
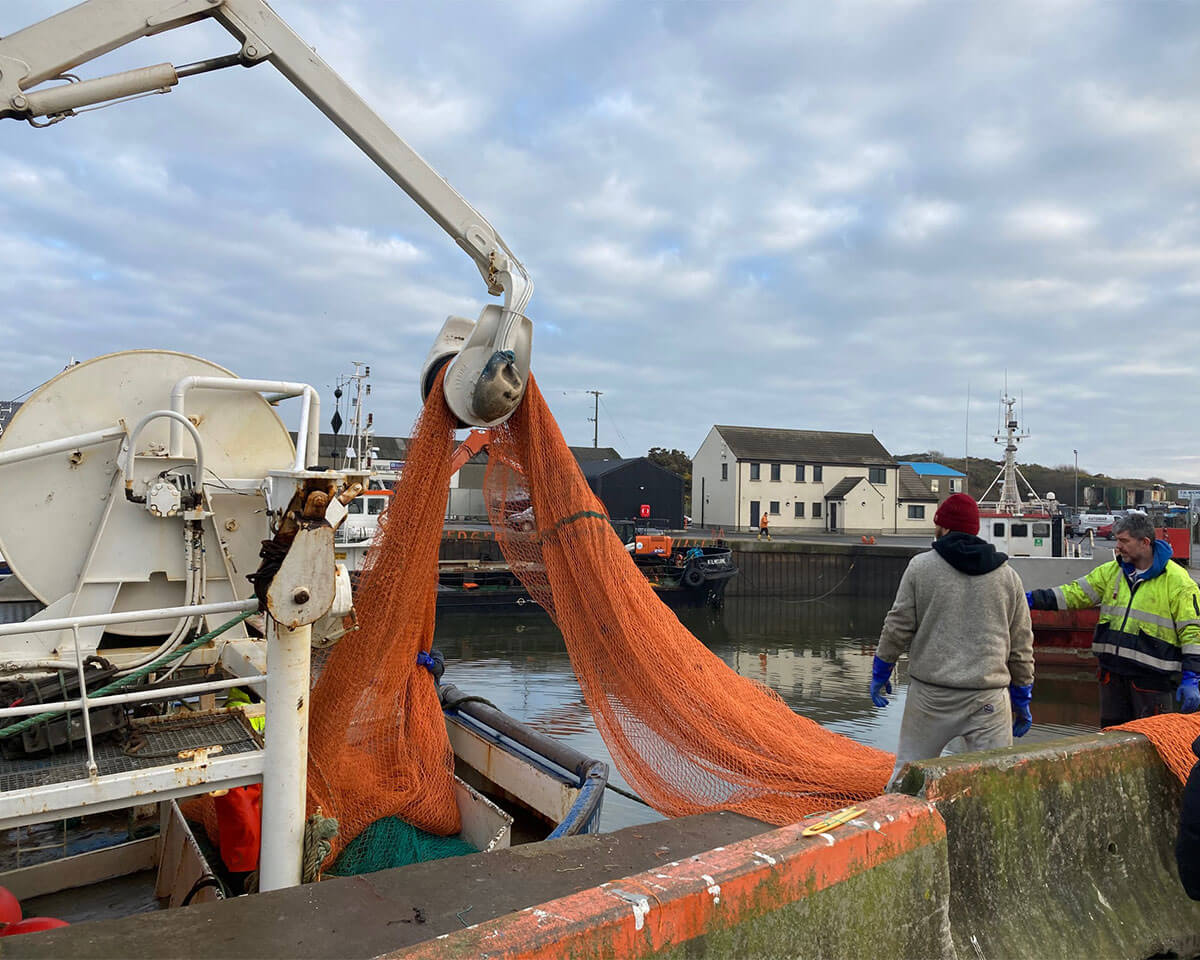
[
  {"xmin": 896, "ymin": 464, "xmax": 939, "ymax": 535},
  {"xmin": 692, "ymin": 425, "xmax": 911, "ymax": 535}
]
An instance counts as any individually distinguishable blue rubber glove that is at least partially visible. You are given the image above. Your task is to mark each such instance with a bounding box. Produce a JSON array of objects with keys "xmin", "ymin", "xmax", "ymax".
[
  {"xmin": 1177, "ymin": 671, "xmax": 1200, "ymax": 714},
  {"xmin": 1025, "ymin": 591, "xmax": 1034, "ymax": 610},
  {"xmin": 870, "ymin": 656, "xmax": 895, "ymax": 708},
  {"xmin": 1009, "ymin": 684, "xmax": 1033, "ymax": 737}
]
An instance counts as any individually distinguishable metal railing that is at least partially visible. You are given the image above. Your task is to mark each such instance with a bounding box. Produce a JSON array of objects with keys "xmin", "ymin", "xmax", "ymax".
[{"xmin": 0, "ymin": 599, "xmax": 259, "ymax": 777}]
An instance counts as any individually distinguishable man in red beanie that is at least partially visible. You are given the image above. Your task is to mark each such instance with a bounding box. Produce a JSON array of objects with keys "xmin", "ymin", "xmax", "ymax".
[{"xmin": 869, "ymin": 493, "xmax": 1035, "ymax": 785}]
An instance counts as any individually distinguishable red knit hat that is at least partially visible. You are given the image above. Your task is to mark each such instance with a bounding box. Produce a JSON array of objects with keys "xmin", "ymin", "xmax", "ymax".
[{"xmin": 934, "ymin": 493, "xmax": 980, "ymax": 536}]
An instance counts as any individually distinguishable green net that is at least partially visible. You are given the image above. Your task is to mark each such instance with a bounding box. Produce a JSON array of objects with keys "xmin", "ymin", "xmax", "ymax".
[{"xmin": 325, "ymin": 817, "xmax": 477, "ymax": 876}]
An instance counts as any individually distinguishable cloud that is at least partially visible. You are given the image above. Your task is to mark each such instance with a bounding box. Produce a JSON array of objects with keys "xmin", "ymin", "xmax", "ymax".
[{"xmin": 1, "ymin": 0, "xmax": 1199, "ymax": 480}]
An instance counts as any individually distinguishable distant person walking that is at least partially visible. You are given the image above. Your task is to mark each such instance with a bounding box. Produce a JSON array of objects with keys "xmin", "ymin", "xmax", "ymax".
[
  {"xmin": 758, "ymin": 512, "xmax": 770, "ymax": 541},
  {"xmin": 1028, "ymin": 512, "xmax": 1200, "ymax": 726},
  {"xmin": 870, "ymin": 493, "xmax": 1034, "ymax": 785}
]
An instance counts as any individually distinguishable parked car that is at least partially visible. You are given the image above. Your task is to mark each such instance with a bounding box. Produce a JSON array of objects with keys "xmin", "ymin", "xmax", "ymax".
[{"xmin": 1096, "ymin": 523, "xmax": 1114, "ymax": 539}]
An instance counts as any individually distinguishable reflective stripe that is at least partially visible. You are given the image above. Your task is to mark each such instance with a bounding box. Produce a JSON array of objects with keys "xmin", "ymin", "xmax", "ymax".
[
  {"xmin": 1052, "ymin": 586, "xmax": 1067, "ymax": 609},
  {"xmin": 1098, "ymin": 604, "xmax": 1178, "ymax": 635},
  {"xmin": 1074, "ymin": 577, "xmax": 1101, "ymax": 603},
  {"xmin": 1093, "ymin": 641, "xmax": 1181, "ymax": 673},
  {"xmin": 1177, "ymin": 619, "xmax": 1200, "ymax": 630},
  {"xmin": 1112, "ymin": 647, "xmax": 1182, "ymax": 673},
  {"xmin": 1183, "ymin": 643, "xmax": 1200, "ymax": 655},
  {"xmin": 1123, "ymin": 608, "xmax": 1177, "ymax": 632}
]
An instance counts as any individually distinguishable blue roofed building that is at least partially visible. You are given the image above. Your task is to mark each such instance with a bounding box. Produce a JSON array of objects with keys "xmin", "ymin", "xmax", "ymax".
[{"xmin": 898, "ymin": 461, "xmax": 967, "ymax": 506}]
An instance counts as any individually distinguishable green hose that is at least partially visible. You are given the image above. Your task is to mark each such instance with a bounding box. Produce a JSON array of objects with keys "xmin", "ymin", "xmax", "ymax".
[{"xmin": 0, "ymin": 610, "xmax": 255, "ymax": 740}]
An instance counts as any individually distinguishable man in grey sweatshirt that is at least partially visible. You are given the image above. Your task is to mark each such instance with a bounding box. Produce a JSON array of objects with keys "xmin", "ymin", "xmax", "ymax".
[{"xmin": 870, "ymin": 493, "xmax": 1035, "ymax": 785}]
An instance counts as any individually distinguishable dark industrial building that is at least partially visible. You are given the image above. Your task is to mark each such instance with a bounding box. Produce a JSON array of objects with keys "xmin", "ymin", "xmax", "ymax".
[{"xmin": 579, "ymin": 457, "xmax": 686, "ymax": 529}]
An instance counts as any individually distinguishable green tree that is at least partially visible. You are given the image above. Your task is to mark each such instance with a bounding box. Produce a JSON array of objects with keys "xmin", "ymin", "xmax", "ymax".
[{"xmin": 647, "ymin": 447, "xmax": 692, "ymax": 514}]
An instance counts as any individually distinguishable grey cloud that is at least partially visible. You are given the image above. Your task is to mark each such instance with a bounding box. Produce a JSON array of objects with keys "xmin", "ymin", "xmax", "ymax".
[{"xmin": 1, "ymin": 0, "xmax": 1198, "ymax": 479}]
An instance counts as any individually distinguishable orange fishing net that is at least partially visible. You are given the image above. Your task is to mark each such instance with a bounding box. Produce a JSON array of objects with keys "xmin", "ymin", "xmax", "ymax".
[
  {"xmin": 1113, "ymin": 713, "xmax": 1200, "ymax": 783},
  {"xmin": 482, "ymin": 377, "xmax": 893, "ymax": 822},
  {"xmin": 303, "ymin": 373, "xmax": 893, "ymax": 869},
  {"xmin": 304, "ymin": 372, "xmax": 460, "ymax": 867}
]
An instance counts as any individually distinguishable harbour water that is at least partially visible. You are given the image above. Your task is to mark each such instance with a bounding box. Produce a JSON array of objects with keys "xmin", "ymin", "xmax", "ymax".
[{"xmin": 435, "ymin": 596, "xmax": 1101, "ymax": 831}]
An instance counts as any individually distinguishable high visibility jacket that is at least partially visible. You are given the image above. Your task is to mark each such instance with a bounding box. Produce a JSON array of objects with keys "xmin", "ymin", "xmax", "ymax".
[{"xmin": 1053, "ymin": 540, "xmax": 1200, "ymax": 679}]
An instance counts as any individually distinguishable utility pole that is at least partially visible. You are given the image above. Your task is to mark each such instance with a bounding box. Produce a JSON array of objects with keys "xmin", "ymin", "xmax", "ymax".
[
  {"xmin": 964, "ymin": 380, "xmax": 970, "ymax": 495},
  {"xmin": 587, "ymin": 390, "xmax": 602, "ymax": 448},
  {"xmin": 1074, "ymin": 449, "xmax": 1079, "ymax": 509}
]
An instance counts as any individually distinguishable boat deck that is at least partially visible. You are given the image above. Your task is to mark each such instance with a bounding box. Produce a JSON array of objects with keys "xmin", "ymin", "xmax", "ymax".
[
  {"xmin": 0, "ymin": 712, "xmax": 263, "ymax": 828},
  {"xmin": 0, "ymin": 713, "xmax": 260, "ymax": 793}
]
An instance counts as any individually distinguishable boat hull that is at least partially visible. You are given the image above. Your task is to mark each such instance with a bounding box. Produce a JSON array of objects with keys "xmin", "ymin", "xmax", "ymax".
[{"xmin": 1031, "ymin": 607, "xmax": 1097, "ymax": 666}]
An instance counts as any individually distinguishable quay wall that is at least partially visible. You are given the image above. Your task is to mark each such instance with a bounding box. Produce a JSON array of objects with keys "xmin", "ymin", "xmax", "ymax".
[
  {"xmin": 439, "ymin": 532, "xmax": 920, "ymax": 602},
  {"xmin": 896, "ymin": 730, "xmax": 1200, "ymax": 960},
  {"xmin": 392, "ymin": 794, "xmax": 952, "ymax": 960}
]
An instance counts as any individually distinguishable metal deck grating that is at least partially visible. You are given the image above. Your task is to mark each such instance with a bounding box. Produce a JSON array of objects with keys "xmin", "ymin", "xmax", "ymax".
[{"xmin": 0, "ymin": 712, "xmax": 262, "ymax": 793}]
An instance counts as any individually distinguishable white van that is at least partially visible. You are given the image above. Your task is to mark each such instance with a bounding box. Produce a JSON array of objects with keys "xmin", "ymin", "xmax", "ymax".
[{"xmin": 1076, "ymin": 513, "xmax": 1117, "ymax": 534}]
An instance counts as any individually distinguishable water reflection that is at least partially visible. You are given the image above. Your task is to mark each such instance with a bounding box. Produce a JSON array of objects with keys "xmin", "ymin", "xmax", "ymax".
[{"xmin": 436, "ymin": 596, "xmax": 1101, "ymax": 829}]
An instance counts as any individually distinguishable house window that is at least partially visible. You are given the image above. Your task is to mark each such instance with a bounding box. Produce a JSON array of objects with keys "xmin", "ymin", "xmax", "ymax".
[
  {"xmin": 721, "ymin": 463, "xmax": 728, "ymax": 481},
  {"xmin": 1011, "ymin": 523, "xmax": 1029, "ymax": 538},
  {"xmin": 930, "ymin": 478, "xmax": 940, "ymax": 493},
  {"xmin": 907, "ymin": 505, "xmax": 925, "ymax": 520},
  {"xmin": 770, "ymin": 463, "xmax": 781, "ymax": 482},
  {"xmin": 794, "ymin": 502, "xmax": 805, "ymax": 518},
  {"xmin": 993, "ymin": 522, "xmax": 1006, "ymax": 537},
  {"xmin": 769, "ymin": 501, "xmax": 780, "ymax": 515},
  {"xmin": 1032, "ymin": 523, "xmax": 1051, "ymax": 537},
  {"xmin": 812, "ymin": 502, "xmax": 822, "ymax": 518},
  {"xmin": 869, "ymin": 467, "xmax": 886, "ymax": 485},
  {"xmin": 750, "ymin": 463, "xmax": 761, "ymax": 481},
  {"xmin": 949, "ymin": 478, "xmax": 960, "ymax": 493},
  {"xmin": 813, "ymin": 466, "xmax": 823, "ymax": 482},
  {"xmin": 795, "ymin": 464, "xmax": 805, "ymax": 482}
]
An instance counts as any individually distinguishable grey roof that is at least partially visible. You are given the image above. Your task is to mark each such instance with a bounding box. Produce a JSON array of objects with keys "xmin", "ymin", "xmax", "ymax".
[
  {"xmin": 579, "ymin": 457, "xmax": 631, "ymax": 479},
  {"xmin": 579, "ymin": 457, "xmax": 683, "ymax": 482},
  {"xmin": 296, "ymin": 434, "xmax": 619, "ymax": 467},
  {"xmin": 571, "ymin": 446, "xmax": 622, "ymax": 461},
  {"xmin": 715, "ymin": 425, "xmax": 895, "ymax": 467},
  {"xmin": 824, "ymin": 476, "xmax": 865, "ymax": 500},
  {"xmin": 898, "ymin": 464, "xmax": 938, "ymax": 502}
]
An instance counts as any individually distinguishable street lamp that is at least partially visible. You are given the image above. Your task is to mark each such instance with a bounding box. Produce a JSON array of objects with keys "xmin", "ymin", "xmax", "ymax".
[{"xmin": 1073, "ymin": 449, "xmax": 1078, "ymax": 509}]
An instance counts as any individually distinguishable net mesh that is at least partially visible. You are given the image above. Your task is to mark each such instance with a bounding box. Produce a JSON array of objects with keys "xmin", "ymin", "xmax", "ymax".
[
  {"xmin": 477, "ymin": 376, "xmax": 894, "ymax": 822},
  {"xmin": 300, "ymin": 372, "xmax": 892, "ymax": 869},
  {"xmin": 1113, "ymin": 713, "xmax": 1200, "ymax": 783},
  {"xmin": 304, "ymin": 372, "xmax": 461, "ymax": 872}
]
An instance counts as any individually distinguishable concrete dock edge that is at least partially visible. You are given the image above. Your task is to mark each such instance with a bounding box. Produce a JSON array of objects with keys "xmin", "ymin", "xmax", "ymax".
[{"xmin": 387, "ymin": 793, "xmax": 951, "ymax": 960}]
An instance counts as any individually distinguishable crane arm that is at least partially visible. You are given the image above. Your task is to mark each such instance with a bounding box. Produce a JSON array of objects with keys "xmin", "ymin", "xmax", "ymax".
[
  {"xmin": 0, "ymin": 0, "xmax": 532, "ymax": 426},
  {"xmin": 449, "ymin": 428, "xmax": 491, "ymax": 476}
]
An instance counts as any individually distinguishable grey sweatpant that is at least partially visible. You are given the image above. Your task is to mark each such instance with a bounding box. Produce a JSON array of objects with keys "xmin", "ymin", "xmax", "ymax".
[{"xmin": 889, "ymin": 678, "xmax": 1012, "ymax": 787}]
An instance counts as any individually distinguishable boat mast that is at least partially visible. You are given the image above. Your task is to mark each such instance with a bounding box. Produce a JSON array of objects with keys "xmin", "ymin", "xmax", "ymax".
[
  {"xmin": 995, "ymin": 391, "xmax": 1027, "ymax": 513},
  {"xmin": 337, "ymin": 362, "xmax": 372, "ymax": 472}
]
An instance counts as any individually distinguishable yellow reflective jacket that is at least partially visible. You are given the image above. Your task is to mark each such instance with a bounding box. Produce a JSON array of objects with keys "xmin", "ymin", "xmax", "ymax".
[{"xmin": 1055, "ymin": 540, "xmax": 1200, "ymax": 679}]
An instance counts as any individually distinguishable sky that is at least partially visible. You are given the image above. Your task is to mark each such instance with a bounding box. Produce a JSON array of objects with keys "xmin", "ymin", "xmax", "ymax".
[{"xmin": 1, "ymin": 0, "xmax": 1198, "ymax": 481}]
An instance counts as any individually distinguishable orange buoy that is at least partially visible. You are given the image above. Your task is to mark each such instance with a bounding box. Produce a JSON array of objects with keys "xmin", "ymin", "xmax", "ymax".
[
  {"xmin": 0, "ymin": 887, "xmax": 20, "ymax": 925},
  {"xmin": 0, "ymin": 917, "xmax": 69, "ymax": 936}
]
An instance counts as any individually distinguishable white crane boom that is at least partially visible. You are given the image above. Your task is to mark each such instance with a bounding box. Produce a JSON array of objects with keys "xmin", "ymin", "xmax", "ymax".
[{"xmin": 0, "ymin": 0, "xmax": 532, "ymax": 426}]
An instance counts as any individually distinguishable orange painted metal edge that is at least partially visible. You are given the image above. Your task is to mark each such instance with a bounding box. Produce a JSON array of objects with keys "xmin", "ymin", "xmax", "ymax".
[{"xmin": 385, "ymin": 793, "xmax": 943, "ymax": 960}]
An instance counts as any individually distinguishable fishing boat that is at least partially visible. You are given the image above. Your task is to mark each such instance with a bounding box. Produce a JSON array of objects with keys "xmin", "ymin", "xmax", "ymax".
[
  {"xmin": 436, "ymin": 536, "xmax": 737, "ymax": 615},
  {"xmin": 975, "ymin": 392, "xmax": 1081, "ymax": 560},
  {"xmin": 0, "ymin": 350, "xmax": 607, "ymax": 930}
]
